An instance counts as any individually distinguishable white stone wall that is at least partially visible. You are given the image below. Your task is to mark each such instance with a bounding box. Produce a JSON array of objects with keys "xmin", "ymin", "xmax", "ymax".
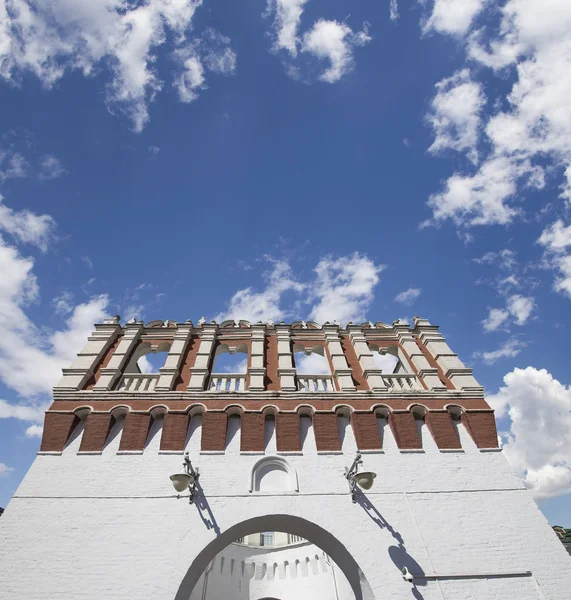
[
  {"xmin": 1, "ymin": 417, "xmax": 570, "ymax": 600},
  {"xmin": 188, "ymin": 541, "xmax": 353, "ymax": 600}
]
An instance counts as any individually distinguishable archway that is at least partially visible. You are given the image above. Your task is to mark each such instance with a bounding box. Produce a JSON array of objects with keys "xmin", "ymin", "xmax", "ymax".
[{"xmin": 175, "ymin": 515, "xmax": 375, "ymax": 600}]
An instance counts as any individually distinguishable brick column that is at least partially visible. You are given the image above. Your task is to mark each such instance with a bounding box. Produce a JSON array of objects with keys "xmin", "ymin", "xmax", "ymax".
[
  {"xmin": 160, "ymin": 413, "xmax": 190, "ymax": 451},
  {"xmin": 414, "ymin": 318, "xmax": 483, "ymax": 392},
  {"xmin": 241, "ymin": 413, "xmax": 265, "ymax": 452},
  {"xmin": 248, "ymin": 324, "xmax": 266, "ymax": 391},
  {"xmin": 40, "ymin": 413, "xmax": 80, "ymax": 453},
  {"xmin": 463, "ymin": 412, "xmax": 499, "ymax": 448},
  {"xmin": 55, "ymin": 316, "xmax": 121, "ymax": 391},
  {"xmin": 188, "ymin": 324, "xmax": 217, "ymax": 391},
  {"xmin": 323, "ymin": 325, "xmax": 356, "ymax": 391},
  {"xmin": 79, "ymin": 413, "xmax": 115, "ymax": 453},
  {"xmin": 276, "ymin": 325, "xmax": 296, "ymax": 391},
  {"xmin": 276, "ymin": 413, "xmax": 301, "ymax": 452},
  {"xmin": 201, "ymin": 412, "xmax": 227, "ymax": 451},
  {"xmin": 93, "ymin": 322, "xmax": 143, "ymax": 391},
  {"xmin": 389, "ymin": 413, "xmax": 422, "ymax": 450},
  {"xmin": 313, "ymin": 413, "xmax": 341, "ymax": 452},
  {"xmin": 118, "ymin": 413, "xmax": 152, "ymax": 452},
  {"xmin": 351, "ymin": 413, "xmax": 382, "ymax": 450},
  {"xmin": 348, "ymin": 326, "xmax": 385, "ymax": 391},
  {"xmin": 425, "ymin": 412, "xmax": 461, "ymax": 450},
  {"xmin": 155, "ymin": 323, "xmax": 192, "ymax": 391}
]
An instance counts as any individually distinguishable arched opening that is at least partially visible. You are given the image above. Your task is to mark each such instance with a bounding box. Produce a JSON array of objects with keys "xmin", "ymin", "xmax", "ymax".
[
  {"xmin": 210, "ymin": 343, "xmax": 249, "ymax": 391},
  {"xmin": 125, "ymin": 341, "xmax": 172, "ymax": 374},
  {"xmin": 176, "ymin": 515, "xmax": 374, "ymax": 600},
  {"xmin": 411, "ymin": 405, "xmax": 426, "ymax": 447},
  {"xmin": 293, "ymin": 344, "xmax": 332, "ymax": 392}
]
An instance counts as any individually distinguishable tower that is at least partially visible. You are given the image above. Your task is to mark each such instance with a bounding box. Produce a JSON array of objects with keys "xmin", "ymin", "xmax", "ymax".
[{"xmin": 0, "ymin": 316, "xmax": 569, "ymax": 600}]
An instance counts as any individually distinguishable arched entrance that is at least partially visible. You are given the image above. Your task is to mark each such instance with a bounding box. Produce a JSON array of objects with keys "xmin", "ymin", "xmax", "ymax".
[{"xmin": 175, "ymin": 515, "xmax": 375, "ymax": 600}]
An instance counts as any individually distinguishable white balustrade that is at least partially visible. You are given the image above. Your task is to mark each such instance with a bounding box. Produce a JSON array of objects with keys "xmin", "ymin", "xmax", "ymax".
[
  {"xmin": 381, "ymin": 373, "xmax": 421, "ymax": 391},
  {"xmin": 297, "ymin": 375, "xmax": 335, "ymax": 392},
  {"xmin": 118, "ymin": 373, "xmax": 160, "ymax": 392},
  {"xmin": 209, "ymin": 374, "xmax": 247, "ymax": 392}
]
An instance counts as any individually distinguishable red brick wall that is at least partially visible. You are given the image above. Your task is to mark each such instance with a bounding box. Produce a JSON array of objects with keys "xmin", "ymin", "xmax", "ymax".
[
  {"xmin": 79, "ymin": 413, "xmax": 115, "ymax": 452},
  {"xmin": 352, "ymin": 413, "xmax": 382, "ymax": 450},
  {"xmin": 389, "ymin": 413, "xmax": 422, "ymax": 449},
  {"xmin": 201, "ymin": 412, "xmax": 228, "ymax": 451},
  {"xmin": 425, "ymin": 412, "xmax": 461, "ymax": 449},
  {"xmin": 241, "ymin": 413, "xmax": 265, "ymax": 452},
  {"xmin": 173, "ymin": 337, "xmax": 199, "ymax": 391},
  {"xmin": 40, "ymin": 413, "xmax": 80, "ymax": 452},
  {"xmin": 463, "ymin": 411, "xmax": 499, "ymax": 448},
  {"xmin": 313, "ymin": 413, "xmax": 341, "ymax": 452},
  {"xmin": 160, "ymin": 413, "xmax": 189, "ymax": 451},
  {"xmin": 276, "ymin": 413, "xmax": 301, "ymax": 452},
  {"xmin": 118, "ymin": 413, "xmax": 152, "ymax": 451},
  {"xmin": 265, "ymin": 336, "xmax": 280, "ymax": 391},
  {"xmin": 340, "ymin": 336, "xmax": 368, "ymax": 391}
]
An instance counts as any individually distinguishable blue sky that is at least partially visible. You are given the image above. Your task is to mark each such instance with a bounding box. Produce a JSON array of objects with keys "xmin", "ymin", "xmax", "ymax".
[{"xmin": 0, "ymin": 0, "xmax": 570, "ymax": 526}]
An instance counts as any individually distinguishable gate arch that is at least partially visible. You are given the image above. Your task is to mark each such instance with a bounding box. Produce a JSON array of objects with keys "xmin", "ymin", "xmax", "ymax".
[{"xmin": 174, "ymin": 514, "xmax": 375, "ymax": 600}]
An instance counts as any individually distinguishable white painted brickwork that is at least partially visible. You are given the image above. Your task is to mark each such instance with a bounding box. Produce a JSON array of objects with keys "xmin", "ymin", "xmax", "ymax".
[{"xmin": 1, "ymin": 415, "xmax": 570, "ymax": 600}]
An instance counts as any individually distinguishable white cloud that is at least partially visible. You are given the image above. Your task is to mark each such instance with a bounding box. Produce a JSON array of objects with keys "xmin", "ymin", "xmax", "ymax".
[
  {"xmin": 217, "ymin": 252, "xmax": 383, "ymax": 325},
  {"xmin": 394, "ymin": 287, "xmax": 421, "ymax": 305},
  {"xmin": 473, "ymin": 248, "xmax": 517, "ymax": 271},
  {"xmin": 302, "ymin": 20, "xmax": 371, "ymax": 83},
  {"xmin": 475, "ymin": 338, "xmax": 526, "ymax": 364},
  {"xmin": 488, "ymin": 367, "xmax": 571, "ymax": 499},
  {"xmin": 538, "ymin": 220, "xmax": 571, "ymax": 298},
  {"xmin": 295, "ymin": 352, "xmax": 330, "ymax": 375},
  {"xmin": 309, "ymin": 253, "xmax": 383, "ymax": 323},
  {"xmin": 174, "ymin": 53, "xmax": 205, "ymax": 103},
  {"xmin": 0, "ymin": 1, "xmax": 235, "ymax": 131},
  {"xmin": 427, "ymin": 69, "xmax": 485, "ymax": 164},
  {"xmin": 266, "ymin": 0, "xmax": 309, "ymax": 56},
  {"xmin": 25, "ymin": 424, "xmax": 43, "ymax": 438},
  {"xmin": 424, "ymin": 0, "xmax": 488, "ymax": 37},
  {"xmin": 0, "ymin": 150, "xmax": 28, "ymax": 181},
  {"xmin": 482, "ymin": 308, "xmax": 509, "ymax": 332},
  {"xmin": 0, "ymin": 200, "xmax": 109, "ymax": 400},
  {"xmin": 39, "ymin": 155, "xmax": 66, "ymax": 180},
  {"xmin": 390, "ymin": 0, "xmax": 399, "ymax": 22},
  {"xmin": 216, "ymin": 258, "xmax": 305, "ymax": 323},
  {"xmin": 507, "ymin": 294, "xmax": 534, "ymax": 325},
  {"xmin": 424, "ymin": 155, "xmax": 544, "ymax": 228},
  {"xmin": 0, "ymin": 195, "xmax": 55, "ymax": 251},
  {"xmin": 53, "ymin": 291, "xmax": 74, "ymax": 315},
  {"xmin": 0, "ymin": 398, "xmax": 45, "ymax": 423},
  {"xmin": 425, "ymin": 0, "xmax": 571, "ymax": 229},
  {"xmin": 0, "ymin": 462, "xmax": 14, "ymax": 476}
]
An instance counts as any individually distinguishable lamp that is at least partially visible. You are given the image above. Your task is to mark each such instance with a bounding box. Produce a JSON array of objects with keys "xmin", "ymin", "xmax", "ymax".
[
  {"xmin": 170, "ymin": 452, "xmax": 199, "ymax": 503},
  {"xmin": 344, "ymin": 451, "xmax": 377, "ymax": 501}
]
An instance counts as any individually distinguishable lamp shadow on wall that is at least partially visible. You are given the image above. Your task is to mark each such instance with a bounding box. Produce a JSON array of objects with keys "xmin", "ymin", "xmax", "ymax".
[
  {"xmin": 354, "ymin": 490, "xmax": 427, "ymax": 600},
  {"xmin": 192, "ymin": 479, "xmax": 221, "ymax": 536}
]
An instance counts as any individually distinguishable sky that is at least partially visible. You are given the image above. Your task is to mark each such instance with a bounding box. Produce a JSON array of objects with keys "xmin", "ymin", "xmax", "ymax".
[{"xmin": 0, "ymin": 0, "xmax": 570, "ymax": 527}]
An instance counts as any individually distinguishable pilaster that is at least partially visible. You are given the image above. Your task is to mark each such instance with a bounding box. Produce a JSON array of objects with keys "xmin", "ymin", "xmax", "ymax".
[
  {"xmin": 323, "ymin": 325, "xmax": 356, "ymax": 391},
  {"xmin": 276, "ymin": 325, "xmax": 296, "ymax": 391},
  {"xmin": 348, "ymin": 326, "xmax": 385, "ymax": 391},
  {"xmin": 394, "ymin": 321, "xmax": 445, "ymax": 390},
  {"xmin": 155, "ymin": 323, "xmax": 193, "ymax": 391},
  {"xmin": 93, "ymin": 321, "xmax": 142, "ymax": 391},
  {"xmin": 187, "ymin": 324, "xmax": 217, "ymax": 391},
  {"xmin": 55, "ymin": 316, "xmax": 121, "ymax": 390},
  {"xmin": 413, "ymin": 317, "xmax": 483, "ymax": 392},
  {"xmin": 248, "ymin": 324, "xmax": 266, "ymax": 391}
]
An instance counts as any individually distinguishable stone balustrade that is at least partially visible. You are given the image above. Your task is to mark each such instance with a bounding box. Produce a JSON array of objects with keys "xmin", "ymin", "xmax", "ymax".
[
  {"xmin": 118, "ymin": 373, "xmax": 160, "ymax": 392},
  {"xmin": 209, "ymin": 374, "xmax": 248, "ymax": 392},
  {"xmin": 297, "ymin": 375, "xmax": 335, "ymax": 392}
]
